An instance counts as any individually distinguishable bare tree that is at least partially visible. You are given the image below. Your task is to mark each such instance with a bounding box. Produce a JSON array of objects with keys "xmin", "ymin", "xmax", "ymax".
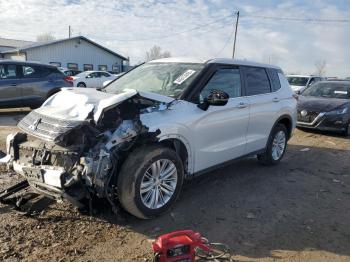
[
  {"xmin": 314, "ymin": 60, "xmax": 327, "ymax": 77},
  {"xmin": 36, "ymin": 33, "xmax": 56, "ymax": 42},
  {"xmin": 145, "ymin": 45, "xmax": 171, "ymax": 62}
]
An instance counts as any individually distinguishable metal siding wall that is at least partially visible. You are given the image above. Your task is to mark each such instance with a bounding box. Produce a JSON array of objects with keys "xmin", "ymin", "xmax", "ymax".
[{"xmin": 25, "ymin": 39, "xmax": 123, "ymax": 71}]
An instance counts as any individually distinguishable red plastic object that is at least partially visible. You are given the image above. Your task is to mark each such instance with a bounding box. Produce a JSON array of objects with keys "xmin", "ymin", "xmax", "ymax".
[{"xmin": 152, "ymin": 230, "xmax": 211, "ymax": 262}]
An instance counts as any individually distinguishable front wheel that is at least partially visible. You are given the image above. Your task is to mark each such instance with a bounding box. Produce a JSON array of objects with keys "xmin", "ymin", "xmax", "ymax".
[
  {"xmin": 117, "ymin": 145, "xmax": 184, "ymax": 219},
  {"xmin": 258, "ymin": 124, "xmax": 288, "ymax": 165}
]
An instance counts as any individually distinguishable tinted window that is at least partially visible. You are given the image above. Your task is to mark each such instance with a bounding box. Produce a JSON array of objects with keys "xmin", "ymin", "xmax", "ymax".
[
  {"xmin": 99, "ymin": 65, "xmax": 107, "ymax": 71},
  {"xmin": 101, "ymin": 72, "xmax": 110, "ymax": 77},
  {"xmin": 244, "ymin": 67, "xmax": 271, "ymax": 95},
  {"xmin": 22, "ymin": 66, "xmax": 50, "ymax": 78},
  {"xmin": 267, "ymin": 68, "xmax": 281, "ymax": 92},
  {"xmin": 0, "ymin": 64, "xmax": 20, "ymax": 79},
  {"xmin": 200, "ymin": 68, "xmax": 241, "ymax": 100}
]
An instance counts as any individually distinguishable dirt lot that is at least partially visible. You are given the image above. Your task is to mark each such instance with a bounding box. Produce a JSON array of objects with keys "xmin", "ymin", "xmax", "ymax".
[{"xmin": 0, "ymin": 111, "xmax": 349, "ymax": 262}]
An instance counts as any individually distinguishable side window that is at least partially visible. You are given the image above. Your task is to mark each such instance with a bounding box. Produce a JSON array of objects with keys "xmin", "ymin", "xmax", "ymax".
[
  {"xmin": 22, "ymin": 66, "xmax": 50, "ymax": 78},
  {"xmin": 200, "ymin": 68, "xmax": 241, "ymax": 100},
  {"xmin": 243, "ymin": 67, "xmax": 271, "ymax": 96},
  {"xmin": 267, "ymin": 68, "xmax": 281, "ymax": 92},
  {"xmin": 0, "ymin": 64, "xmax": 20, "ymax": 79},
  {"xmin": 101, "ymin": 72, "xmax": 110, "ymax": 77}
]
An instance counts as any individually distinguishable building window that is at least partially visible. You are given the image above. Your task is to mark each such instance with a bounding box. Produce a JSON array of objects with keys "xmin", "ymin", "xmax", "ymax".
[
  {"xmin": 98, "ymin": 65, "xmax": 107, "ymax": 71},
  {"xmin": 84, "ymin": 64, "xmax": 93, "ymax": 71},
  {"xmin": 112, "ymin": 64, "xmax": 120, "ymax": 73},
  {"xmin": 49, "ymin": 62, "xmax": 61, "ymax": 67},
  {"xmin": 67, "ymin": 63, "xmax": 78, "ymax": 70}
]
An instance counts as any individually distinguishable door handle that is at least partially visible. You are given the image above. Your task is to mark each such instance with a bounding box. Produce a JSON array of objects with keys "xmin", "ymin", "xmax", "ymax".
[
  {"xmin": 237, "ymin": 102, "xmax": 248, "ymax": 109},
  {"xmin": 273, "ymin": 97, "xmax": 280, "ymax": 102},
  {"xmin": 10, "ymin": 83, "xmax": 17, "ymax": 86}
]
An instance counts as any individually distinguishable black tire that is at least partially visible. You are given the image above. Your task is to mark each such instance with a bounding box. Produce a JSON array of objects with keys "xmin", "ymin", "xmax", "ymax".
[
  {"xmin": 77, "ymin": 82, "xmax": 86, "ymax": 87},
  {"xmin": 257, "ymin": 124, "xmax": 288, "ymax": 166},
  {"xmin": 117, "ymin": 145, "xmax": 184, "ymax": 219},
  {"xmin": 343, "ymin": 122, "xmax": 350, "ymax": 137}
]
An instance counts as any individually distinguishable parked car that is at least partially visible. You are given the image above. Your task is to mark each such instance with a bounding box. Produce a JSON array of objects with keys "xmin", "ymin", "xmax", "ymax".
[
  {"xmin": 2, "ymin": 58, "xmax": 297, "ymax": 219},
  {"xmin": 61, "ymin": 69, "xmax": 82, "ymax": 77},
  {"xmin": 66, "ymin": 71, "xmax": 117, "ymax": 88},
  {"xmin": 102, "ymin": 72, "xmax": 126, "ymax": 87},
  {"xmin": 286, "ymin": 75, "xmax": 324, "ymax": 93},
  {"xmin": 297, "ymin": 81, "xmax": 350, "ymax": 135},
  {"xmin": 0, "ymin": 60, "xmax": 72, "ymax": 108}
]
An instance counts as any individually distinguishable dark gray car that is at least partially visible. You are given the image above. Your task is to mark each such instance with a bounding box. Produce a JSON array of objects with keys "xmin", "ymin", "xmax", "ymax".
[{"xmin": 0, "ymin": 60, "xmax": 72, "ymax": 108}]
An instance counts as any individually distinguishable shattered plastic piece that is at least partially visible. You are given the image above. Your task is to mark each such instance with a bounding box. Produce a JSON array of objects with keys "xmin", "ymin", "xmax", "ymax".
[
  {"xmin": 300, "ymin": 148, "xmax": 310, "ymax": 152},
  {"xmin": 105, "ymin": 120, "xmax": 138, "ymax": 150}
]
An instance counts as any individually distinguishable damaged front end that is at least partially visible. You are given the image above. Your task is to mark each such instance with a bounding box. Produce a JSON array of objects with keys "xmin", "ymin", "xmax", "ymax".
[{"xmin": 1, "ymin": 89, "xmax": 167, "ymax": 211}]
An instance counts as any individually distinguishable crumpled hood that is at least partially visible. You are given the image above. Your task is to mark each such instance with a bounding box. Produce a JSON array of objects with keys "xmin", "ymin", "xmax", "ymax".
[
  {"xmin": 36, "ymin": 88, "xmax": 174, "ymax": 122},
  {"xmin": 298, "ymin": 95, "xmax": 350, "ymax": 112}
]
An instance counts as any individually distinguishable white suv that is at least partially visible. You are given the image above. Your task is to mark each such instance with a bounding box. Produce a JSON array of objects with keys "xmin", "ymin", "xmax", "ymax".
[
  {"xmin": 286, "ymin": 74, "xmax": 324, "ymax": 93},
  {"xmin": 3, "ymin": 58, "xmax": 297, "ymax": 219}
]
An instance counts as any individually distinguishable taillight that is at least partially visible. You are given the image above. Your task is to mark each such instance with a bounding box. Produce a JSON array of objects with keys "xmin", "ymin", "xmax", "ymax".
[{"xmin": 64, "ymin": 76, "xmax": 74, "ymax": 82}]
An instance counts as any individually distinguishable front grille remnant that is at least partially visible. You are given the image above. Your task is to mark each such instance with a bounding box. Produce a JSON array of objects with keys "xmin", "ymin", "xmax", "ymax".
[{"xmin": 18, "ymin": 111, "xmax": 82, "ymax": 141}]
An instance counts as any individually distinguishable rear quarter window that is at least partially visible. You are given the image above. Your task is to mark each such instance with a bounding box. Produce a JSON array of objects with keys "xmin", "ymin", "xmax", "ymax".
[
  {"xmin": 267, "ymin": 68, "xmax": 281, "ymax": 92},
  {"xmin": 243, "ymin": 66, "xmax": 271, "ymax": 96},
  {"xmin": 22, "ymin": 65, "xmax": 52, "ymax": 78}
]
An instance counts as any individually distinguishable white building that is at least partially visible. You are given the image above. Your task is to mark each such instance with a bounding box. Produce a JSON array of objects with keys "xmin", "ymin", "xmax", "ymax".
[{"xmin": 0, "ymin": 36, "xmax": 128, "ymax": 73}]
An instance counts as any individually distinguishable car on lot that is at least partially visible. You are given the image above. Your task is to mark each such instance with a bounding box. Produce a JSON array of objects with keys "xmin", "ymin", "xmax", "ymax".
[
  {"xmin": 297, "ymin": 81, "xmax": 350, "ymax": 135},
  {"xmin": 61, "ymin": 69, "xmax": 82, "ymax": 77},
  {"xmin": 286, "ymin": 74, "xmax": 324, "ymax": 93},
  {"xmin": 2, "ymin": 58, "xmax": 297, "ymax": 219},
  {"xmin": 0, "ymin": 60, "xmax": 72, "ymax": 109},
  {"xmin": 66, "ymin": 70, "xmax": 117, "ymax": 88}
]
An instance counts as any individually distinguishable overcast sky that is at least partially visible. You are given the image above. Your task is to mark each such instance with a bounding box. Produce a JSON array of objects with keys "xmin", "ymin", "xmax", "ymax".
[{"xmin": 1, "ymin": 0, "xmax": 350, "ymax": 77}]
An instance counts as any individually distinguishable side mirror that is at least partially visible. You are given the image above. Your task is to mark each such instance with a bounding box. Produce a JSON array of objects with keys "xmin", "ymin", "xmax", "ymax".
[
  {"xmin": 198, "ymin": 89, "xmax": 229, "ymax": 110},
  {"xmin": 295, "ymin": 90, "xmax": 301, "ymax": 95},
  {"xmin": 86, "ymin": 75, "xmax": 92, "ymax": 79}
]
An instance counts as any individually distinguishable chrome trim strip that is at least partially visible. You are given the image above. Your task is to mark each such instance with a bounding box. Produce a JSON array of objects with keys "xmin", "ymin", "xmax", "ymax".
[{"xmin": 297, "ymin": 112, "xmax": 325, "ymax": 126}]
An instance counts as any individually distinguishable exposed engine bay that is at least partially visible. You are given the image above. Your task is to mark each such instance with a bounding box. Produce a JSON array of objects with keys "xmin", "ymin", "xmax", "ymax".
[{"xmin": 1, "ymin": 88, "xmax": 170, "ymax": 212}]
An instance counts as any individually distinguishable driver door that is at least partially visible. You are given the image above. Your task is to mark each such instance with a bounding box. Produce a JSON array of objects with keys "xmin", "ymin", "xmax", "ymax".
[{"xmin": 191, "ymin": 65, "xmax": 250, "ymax": 172}]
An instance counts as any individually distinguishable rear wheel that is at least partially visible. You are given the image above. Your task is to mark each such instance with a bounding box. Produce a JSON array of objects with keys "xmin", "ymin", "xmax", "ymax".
[
  {"xmin": 258, "ymin": 124, "xmax": 288, "ymax": 165},
  {"xmin": 117, "ymin": 145, "xmax": 184, "ymax": 219}
]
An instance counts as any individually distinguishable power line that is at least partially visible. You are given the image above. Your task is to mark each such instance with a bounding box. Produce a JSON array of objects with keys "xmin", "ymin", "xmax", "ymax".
[
  {"xmin": 214, "ymin": 23, "xmax": 235, "ymax": 57},
  {"xmin": 242, "ymin": 14, "xmax": 350, "ymax": 23},
  {"xmin": 111, "ymin": 14, "xmax": 234, "ymax": 42}
]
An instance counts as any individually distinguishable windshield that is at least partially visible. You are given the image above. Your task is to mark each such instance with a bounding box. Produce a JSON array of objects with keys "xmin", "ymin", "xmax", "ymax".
[
  {"xmin": 287, "ymin": 77, "xmax": 309, "ymax": 86},
  {"xmin": 302, "ymin": 82, "xmax": 350, "ymax": 99},
  {"xmin": 104, "ymin": 62, "xmax": 205, "ymax": 98}
]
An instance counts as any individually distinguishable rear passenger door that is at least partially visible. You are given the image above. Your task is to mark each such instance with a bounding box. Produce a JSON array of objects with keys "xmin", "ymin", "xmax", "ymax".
[
  {"xmin": 0, "ymin": 64, "xmax": 23, "ymax": 107},
  {"xmin": 19, "ymin": 65, "xmax": 53, "ymax": 107},
  {"xmin": 242, "ymin": 66, "xmax": 281, "ymax": 153}
]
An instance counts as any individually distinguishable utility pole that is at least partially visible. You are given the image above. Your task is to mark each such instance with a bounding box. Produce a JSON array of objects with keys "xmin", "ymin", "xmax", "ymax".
[
  {"xmin": 232, "ymin": 11, "xmax": 239, "ymax": 59},
  {"xmin": 69, "ymin": 25, "xmax": 71, "ymax": 38}
]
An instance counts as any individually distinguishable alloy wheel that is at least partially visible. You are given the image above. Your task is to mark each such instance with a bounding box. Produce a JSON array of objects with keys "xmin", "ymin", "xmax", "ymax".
[
  {"xmin": 140, "ymin": 159, "xmax": 178, "ymax": 209},
  {"xmin": 271, "ymin": 131, "xmax": 286, "ymax": 161}
]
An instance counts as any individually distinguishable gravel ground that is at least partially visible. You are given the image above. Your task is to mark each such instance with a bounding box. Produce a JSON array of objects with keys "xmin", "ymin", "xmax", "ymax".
[{"xmin": 0, "ymin": 113, "xmax": 349, "ymax": 262}]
